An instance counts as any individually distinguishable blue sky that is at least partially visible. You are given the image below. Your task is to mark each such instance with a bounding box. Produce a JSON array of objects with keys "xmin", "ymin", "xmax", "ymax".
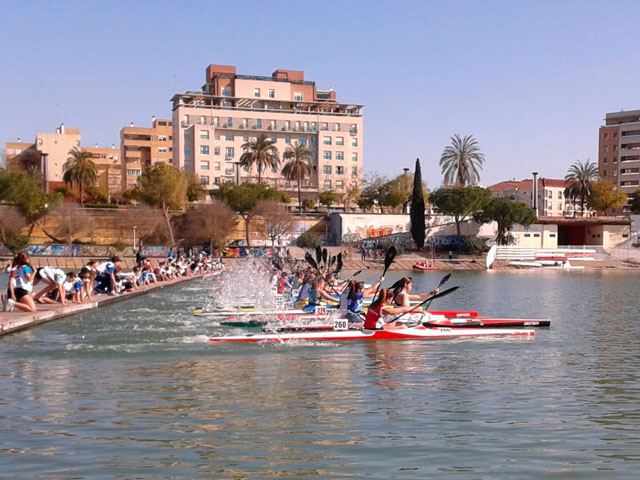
[{"xmin": 2, "ymin": 0, "xmax": 640, "ymax": 188}]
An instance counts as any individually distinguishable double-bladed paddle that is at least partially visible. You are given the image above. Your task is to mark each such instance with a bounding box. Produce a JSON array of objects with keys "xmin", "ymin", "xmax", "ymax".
[
  {"xmin": 387, "ymin": 285, "xmax": 460, "ymax": 323},
  {"xmin": 372, "ymin": 246, "xmax": 397, "ymax": 299}
]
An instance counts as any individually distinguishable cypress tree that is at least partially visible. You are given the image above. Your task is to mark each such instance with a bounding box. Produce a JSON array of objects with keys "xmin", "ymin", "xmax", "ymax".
[{"xmin": 410, "ymin": 158, "xmax": 426, "ymax": 250}]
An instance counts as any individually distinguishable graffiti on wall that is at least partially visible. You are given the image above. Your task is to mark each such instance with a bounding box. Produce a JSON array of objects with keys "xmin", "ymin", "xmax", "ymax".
[{"xmin": 342, "ymin": 221, "xmax": 411, "ymax": 243}]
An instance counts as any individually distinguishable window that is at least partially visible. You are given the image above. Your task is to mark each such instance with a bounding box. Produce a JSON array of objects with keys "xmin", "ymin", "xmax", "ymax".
[
  {"xmin": 294, "ymin": 92, "xmax": 303, "ymax": 101},
  {"xmin": 184, "ymin": 114, "xmax": 190, "ymax": 124},
  {"xmin": 613, "ymin": 170, "xmax": 617, "ymax": 176},
  {"xmin": 243, "ymin": 165, "xmax": 249, "ymax": 172},
  {"xmin": 226, "ymin": 117, "xmax": 232, "ymax": 127},
  {"xmin": 352, "ymin": 152, "xmax": 358, "ymax": 161},
  {"xmin": 311, "ymin": 137, "xmax": 317, "ymax": 145},
  {"xmin": 221, "ymin": 87, "xmax": 231, "ymax": 96},
  {"xmin": 127, "ymin": 169, "xmax": 141, "ymax": 177},
  {"xmin": 558, "ymin": 202, "xmax": 562, "ymax": 210},
  {"xmin": 285, "ymin": 137, "xmax": 291, "ymax": 144},
  {"xmin": 603, "ymin": 170, "xmax": 608, "ymax": 177},
  {"xmin": 336, "ymin": 166, "xmax": 344, "ymax": 175},
  {"xmin": 323, "ymin": 180, "xmax": 332, "ymax": 190},
  {"xmin": 336, "ymin": 137, "xmax": 344, "ymax": 146},
  {"xmin": 603, "ymin": 145, "xmax": 609, "ymax": 152},
  {"xmin": 200, "ymin": 116, "xmax": 206, "ymax": 124},
  {"xmin": 271, "ymin": 165, "xmax": 277, "ymax": 173},
  {"xmin": 271, "ymin": 137, "xmax": 277, "ymax": 143},
  {"xmin": 284, "ymin": 120, "xmax": 290, "ymax": 131},
  {"xmin": 114, "ymin": 155, "xmax": 119, "ymax": 160},
  {"xmin": 321, "ymin": 122, "xmax": 328, "ymax": 131},
  {"xmin": 295, "ymin": 121, "xmax": 301, "ymax": 131},
  {"xmin": 214, "ymin": 135, "xmax": 220, "ymax": 141},
  {"xmin": 184, "ymin": 147, "xmax": 191, "ymax": 156},
  {"xmin": 269, "ymin": 89, "xmax": 275, "ymax": 98},
  {"xmin": 524, "ymin": 233, "xmax": 531, "ymax": 238},
  {"xmin": 323, "ymin": 151, "xmax": 332, "ymax": 160},
  {"xmin": 270, "ymin": 120, "xmax": 276, "ymax": 130},
  {"xmin": 199, "ymin": 130, "xmax": 209, "ymax": 140},
  {"xmin": 200, "ymin": 161, "xmax": 210, "ymax": 170},
  {"xmin": 323, "ymin": 165, "xmax": 332, "ymax": 174},
  {"xmin": 323, "ymin": 136, "xmax": 332, "ymax": 145},
  {"xmin": 604, "ymin": 133, "xmax": 609, "ymax": 140},
  {"xmin": 336, "ymin": 151, "xmax": 344, "ymax": 161},
  {"xmin": 214, "ymin": 162, "xmax": 221, "ymax": 171},
  {"xmin": 201, "ymin": 176, "xmax": 210, "ymax": 185},
  {"xmin": 614, "ymin": 145, "xmax": 618, "ymax": 151},
  {"xmin": 158, "ymin": 147, "xmax": 168, "ymax": 153},
  {"xmin": 214, "ymin": 146, "xmax": 220, "ymax": 156},
  {"xmin": 256, "ymin": 119, "xmax": 262, "ymax": 129},
  {"xmin": 300, "ymin": 138, "xmax": 307, "ymax": 146},
  {"xmin": 335, "ymin": 181, "xmax": 344, "ymax": 190},
  {"xmin": 225, "ymin": 147, "xmax": 234, "ymax": 159},
  {"xmin": 242, "ymin": 118, "xmax": 249, "ymax": 128},
  {"xmin": 243, "ymin": 136, "xmax": 249, "ymax": 143},
  {"xmin": 351, "ymin": 138, "xmax": 358, "ymax": 147},
  {"xmin": 557, "ymin": 191, "xmax": 562, "ymax": 199},
  {"xmin": 603, "ymin": 158, "xmax": 608, "ymax": 164},
  {"xmin": 254, "ymin": 88, "xmax": 261, "ymax": 97},
  {"xmin": 214, "ymin": 117, "xmax": 220, "ymax": 127},
  {"xmin": 225, "ymin": 135, "xmax": 234, "ymax": 141},
  {"xmin": 158, "ymin": 135, "xmax": 168, "ymax": 141},
  {"xmin": 200, "ymin": 145, "xmax": 209, "ymax": 155},
  {"xmin": 352, "ymin": 167, "xmax": 358, "ymax": 176},
  {"xmin": 334, "ymin": 123, "xmax": 340, "ymax": 131}
]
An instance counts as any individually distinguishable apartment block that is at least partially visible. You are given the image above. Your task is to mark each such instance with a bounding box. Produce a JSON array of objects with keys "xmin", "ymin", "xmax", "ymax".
[
  {"xmin": 84, "ymin": 145, "xmax": 122, "ymax": 196},
  {"xmin": 171, "ymin": 64, "xmax": 363, "ymax": 201},
  {"xmin": 599, "ymin": 109, "xmax": 640, "ymax": 211},
  {"xmin": 120, "ymin": 118, "xmax": 173, "ymax": 190},
  {"xmin": 489, "ymin": 178, "xmax": 579, "ymax": 217}
]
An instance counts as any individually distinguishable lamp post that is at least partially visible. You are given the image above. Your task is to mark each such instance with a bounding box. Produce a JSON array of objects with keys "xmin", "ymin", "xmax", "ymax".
[{"xmin": 133, "ymin": 225, "xmax": 137, "ymax": 251}]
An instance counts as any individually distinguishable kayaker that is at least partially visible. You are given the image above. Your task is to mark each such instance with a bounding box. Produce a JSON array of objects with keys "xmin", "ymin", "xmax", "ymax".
[
  {"xmin": 393, "ymin": 277, "xmax": 439, "ymax": 308},
  {"xmin": 308, "ymin": 277, "xmax": 338, "ymax": 306},
  {"xmin": 364, "ymin": 288, "xmax": 421, "ymax": 330},
  {"xmin": 277, "ymin": 272, "xmax": 291, "ymax": 294},
  {"xmin": 345, "ymin": 278, "xmax": 383, "ymax": 324}
]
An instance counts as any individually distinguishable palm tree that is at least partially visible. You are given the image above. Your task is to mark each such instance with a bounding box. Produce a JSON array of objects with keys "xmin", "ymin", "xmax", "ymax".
[
  {"xmin": 63, "ymin": 147, "xmax": 97, "ymax": 207},
  {"xmin": 281, "ymin": 142, "xmax": 313, "ymax": 212},
  {"xmin": 564, "ymin": 159, "xmax": 599, "ymax": 216},
  {"xmin": 439, "ymin": 134, "xmax": 485, "ymax": 186},
  {"xmin": 239, "ymin": 134, "xmax": 280, "ymax": 184}
]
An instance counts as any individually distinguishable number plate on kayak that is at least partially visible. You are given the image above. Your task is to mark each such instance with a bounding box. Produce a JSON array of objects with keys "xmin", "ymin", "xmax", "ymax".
[
  {"xmin": 333, "ymin": 319, "xmax": 348, "ymax": 331},
  {"xmin": 315, "ymin": 306, "xmax": 327, "ymax": 315}
]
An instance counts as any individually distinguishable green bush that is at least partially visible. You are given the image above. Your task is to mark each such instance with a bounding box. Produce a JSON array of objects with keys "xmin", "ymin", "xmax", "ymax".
[
  {"xmin": 54, "ymin": 185, "xmax": 78, "ymax": 198},
  {"xmin": 296, "ymin": 232, "xmax": 322, "ymax": 249},
  {"xmin": 84, "ymin": 203, "xmax": 119, "ymax": 209},
  {"xmin": 4, "ymin": 233, "xmax": 29, "ymax": 253},
  {"xmin": 463, "ymin": 236, "xmax": 488, "ymax": 255},
  {"xmin": 302, "ymin": 198, "xmax": 315, "ymax": 211}
]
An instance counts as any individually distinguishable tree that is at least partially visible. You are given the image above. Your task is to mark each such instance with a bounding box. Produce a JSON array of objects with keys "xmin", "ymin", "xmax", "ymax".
[
  {"xmin": 410, "ymin": 158, "xmax": 426, "ymax": 250},
  {"xmin": 281, "ymin": 141, "xmax": 313, "ymax": 212},
  {"xmin": 630, "ymin": 189, "xmax": 640, "ymax": 214},
  {"xmin": 586, "ymin": 180, "xmax": 627, "ymax": 215},
  {"xmin": 215, "ymin": 182, "xmax": 286, "ymax": 246},
  {"xmin": 183, "ymin": 200, "xmax": 238, "ymax": 251},
  {"xmin": 0, "ymin": 169, "xmax": 62, "ymax": 239},
  {"xmin": 63, "ymin": 147, "xmax": 97, "ymax": 206},
  {"xmin": 386, "ymin": 171, "xmax": 413, "ymax": 213},
  {"xmin": 319, "ymin": 190, "xmax": 341, "ymax": 209},
  {"xmin": 359, "ymin": 173, "xmax": 389, "ymax": 212},
  {"xmin": 302, "ymin": 198, "xmax": 316, "ymax": 212},
  {"xmin": 474, "ymin": 197, "xmax": 536, "ymax": 245},
  {"xmin": 564, "ymin": 159, "xmax": 598, "ymax": 216},
  {"xmin": 86, "ymin": 185, "xmax": 108, "ymax": 203},
  {"xmin": 239, "ymin": 133, "xmax": 280, "ymax": 184},
  {"xmin": 52, "ymin": 205, "xmax": 94, "ymax": 250},
  {"xmin": 116, "ymin": 205, "xmax": 167, "ymax": 246},
  {"xmin": 135, "ymin": 163, "xmax": 189, "ymax": 246},
  {"xmin": 253, "ymin": 200, "xmax": 295, "ymax": 247},
  {"xmin": 186, "ymin": 173, "xmax": 205, "ymax": 202},
  {"xmin": 342, "ymin": 183, "xmax": 360, "ymax": 213},
  {"xmin": 440, "ymin": 134, "xmax": 485, "ymax": 186},
  {"xmin": 430, "ymin": 186, "xmax": 492, "ymax": 248},
  {"xmin": 297, "ymin": 231, "xmax": 322, "ymax": 249},
  {"xmin": 0, "ymin": 206, "xmax": 28, "ymax": 252}
]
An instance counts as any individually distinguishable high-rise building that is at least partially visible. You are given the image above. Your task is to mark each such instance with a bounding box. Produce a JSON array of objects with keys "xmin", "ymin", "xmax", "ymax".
[
  {"xmin": 599, "ymin": 109, "xmax": 640, "ymax": 212},
  {"xmin": 84, "ymin": 145, "xmax": 122, "ymax": 196},
  {"xmin": 171, "ymin": 64, "xmax": 363, "ymax": 201},
  {"xmin": 120, "ymin": 118, "xmax": 173, "ymax": 190}
]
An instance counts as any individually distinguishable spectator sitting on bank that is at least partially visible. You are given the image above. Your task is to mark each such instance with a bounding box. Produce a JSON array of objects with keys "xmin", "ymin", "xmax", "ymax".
[
  {"xmin": 95, "ymin": 256, "xmax": 122, "ymax": 295},
  {"xmin": 33, "ymin": 266, "xmax": 68, "ymax": 305},
  {"xmin": 4, "ymin": 252, "xmax": 37, "ymax": 313}
]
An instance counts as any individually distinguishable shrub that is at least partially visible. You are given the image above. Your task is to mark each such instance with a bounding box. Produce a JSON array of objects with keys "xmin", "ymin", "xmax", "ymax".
[
  {"xmin": 463, "ymin": 236, "xmax": 488, "ymax": 255},
  {"xmin": 302, "ymin": 198, "xmax": 315, "ymax": 211},
  {"xmin": 4, "ymin": 233, "xmax": 29, "ymax": 253},
  {"xmin": 54, "ymin": 185, "xmax": 78, "ymax": 198},
  {"xmin": 297, "ymin": 232, "xmax": 322, "ymax": 249}
]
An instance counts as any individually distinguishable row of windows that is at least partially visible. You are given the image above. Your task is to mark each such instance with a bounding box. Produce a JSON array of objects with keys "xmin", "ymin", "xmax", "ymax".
[
  {"xmin": 184, "ymin": 115, "xmax": 357, "ymax": 133},
  {"xmin": 602, "ymin": 145, "xmax": 619, "ymax": 152},
  {"xmin": 322, "ymin": 166, "xmax": 358, "ymax": 176},
  {"xmin": 602, "ymin": 132, "xmax": 619, "ymax": 140},
  {"xmin": 195, "ymin": 144, "xmax": 360, "ymax": 163},
  {"xmin": 198, "ymin": 130, "xmax": 358, "ymax": 147},
  {"xmin": 602, "ymin": 157, "xmax": 619, "ymax": 164}
]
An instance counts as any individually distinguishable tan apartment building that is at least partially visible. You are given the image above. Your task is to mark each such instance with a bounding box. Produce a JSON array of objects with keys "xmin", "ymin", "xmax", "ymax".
[
  {"xmin": 489, "ymin": 177, "xmax": 581, "ymax": 217},
  {"xmin": 599, "ymin": 109, "xmax": 640, "ymax": 212},
  {"xmin": 120, "ymin": 118, "xmax": 173, "ymax": 190},
  {"xmin": 171, "ymin": 64, "xmax": 363, "ymax": 203},
  {"xmin": 4, "ymin": 125, "xmax": 122, "ymax": 198},
  {"xmin": 84, "ymin": 145, "xmax": 122, "ymax": 197}
]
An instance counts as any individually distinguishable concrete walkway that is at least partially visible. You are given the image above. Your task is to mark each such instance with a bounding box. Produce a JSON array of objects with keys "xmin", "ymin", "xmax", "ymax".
[{"xmin": 0, "ymin": 273, "xmax": 211, "ymax": 336}]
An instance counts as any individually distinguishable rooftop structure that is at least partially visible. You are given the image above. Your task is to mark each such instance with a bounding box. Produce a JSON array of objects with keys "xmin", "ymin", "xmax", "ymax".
[{"xmin": 489, "ymin": 177, "xmax": 582, "ymax": 217}]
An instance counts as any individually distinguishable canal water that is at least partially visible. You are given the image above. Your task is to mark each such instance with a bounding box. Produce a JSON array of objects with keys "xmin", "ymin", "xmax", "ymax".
[{"xmin": 1, "ymin": 270, "xmax": 639, "ymax": 479}]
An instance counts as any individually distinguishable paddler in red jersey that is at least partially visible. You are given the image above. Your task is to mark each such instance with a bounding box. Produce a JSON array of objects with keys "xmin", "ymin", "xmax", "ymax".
[
  {"xmin": 393, "ymin": 277, "xmax": 439, "ymax": 308},
  {"xmin": 364, "ymin": 288, "xmax": 421, "ymax": 330}
]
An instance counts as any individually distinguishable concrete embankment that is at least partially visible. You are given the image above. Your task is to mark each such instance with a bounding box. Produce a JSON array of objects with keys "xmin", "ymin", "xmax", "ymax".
[{"xmin": 0, "ymin": 270, "xmax": 210, "ymax": 336}]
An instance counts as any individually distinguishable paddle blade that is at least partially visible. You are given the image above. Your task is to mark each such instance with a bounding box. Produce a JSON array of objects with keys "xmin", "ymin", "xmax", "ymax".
[
  {"xmin": 384, "ymin": 246, "xmax": 397, "ymax": 273},
  {"xmin": 390, "ymin": 278, "xmax": 404, "ymax": 291},
  {"xmin": 315, "ymin": 246, "xmax": 322, "ymax": 265},
  {"xmin": 352, "ymin": 269, "xmax": 362, "ymax": 278},
  {"xmin": 429, "ymin": 285, "xmax": 459, "ymax": 301},
  {"xmin": 438, "ymin": 273, "xmax": 452, "ymax": 288},
  {"xmin": 336, "ymin": 253, "xmax": 343, "ymax": 273},
  {"xmin": 322, "ymin": 248, "xmax": 328, "ymax": 267},
  {"xmin": 305, "ymin": 252, "xmax": 319, "ymax": 271}
]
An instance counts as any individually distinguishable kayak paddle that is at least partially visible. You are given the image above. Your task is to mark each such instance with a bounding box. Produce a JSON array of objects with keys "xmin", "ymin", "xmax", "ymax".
[
  {"xmin": 388, "ymin": 285, "xmax": 460, "ymax": 323},
  {"xmin": 373, "ymin": 246, "xmax": 397, "ymax": 299}
]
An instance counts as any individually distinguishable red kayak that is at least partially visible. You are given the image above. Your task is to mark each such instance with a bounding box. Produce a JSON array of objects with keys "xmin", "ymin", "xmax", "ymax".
[{"xmin": 413, "ymin": 261, "xmax": 436, "ymax": 271}]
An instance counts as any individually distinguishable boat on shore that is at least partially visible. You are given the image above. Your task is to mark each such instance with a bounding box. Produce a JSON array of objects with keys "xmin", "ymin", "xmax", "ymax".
[{"xmin": 413, "ymin": 260, "xmax": 436, "ymax": 271}]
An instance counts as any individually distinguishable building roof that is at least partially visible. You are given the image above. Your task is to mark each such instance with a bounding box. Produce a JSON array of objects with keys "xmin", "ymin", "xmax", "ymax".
[{"xmin": 489, "ymin": 178, "xmax": 566, "ymax": 191}]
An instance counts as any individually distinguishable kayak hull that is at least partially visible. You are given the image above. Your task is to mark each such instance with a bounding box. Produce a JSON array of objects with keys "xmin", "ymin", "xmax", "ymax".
[{"xmin": 209, "ymin": 326, "xmax": 535, "ymax": 343}]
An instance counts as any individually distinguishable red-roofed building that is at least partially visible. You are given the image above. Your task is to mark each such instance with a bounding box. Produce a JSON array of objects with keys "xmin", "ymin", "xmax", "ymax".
[{"xmin": 489, "ymin": 178, "xmax": 583, "ymax": 217}]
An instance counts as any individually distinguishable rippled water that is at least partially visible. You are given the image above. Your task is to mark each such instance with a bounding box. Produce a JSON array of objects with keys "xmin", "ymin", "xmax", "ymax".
[{"xmin": 1, "ymin": 270, "xmax": 639, "ymax": 478}]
